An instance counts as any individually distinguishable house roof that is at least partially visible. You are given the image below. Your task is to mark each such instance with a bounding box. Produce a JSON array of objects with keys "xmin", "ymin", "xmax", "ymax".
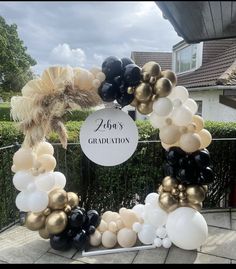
[
  {"xmin": 177, "ymin": 39, "xmax": 236, "ymax": 88},
  {"xmin": 156, "ymin": 1, "xmax": 236, "ymax": 44},
  {"xmin": 131, "ymin": 51, "xmax": 172, "ymax": 70}
]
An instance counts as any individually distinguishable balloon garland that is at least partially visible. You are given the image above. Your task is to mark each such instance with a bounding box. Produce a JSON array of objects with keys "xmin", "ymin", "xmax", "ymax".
[{"xmin": 10, "ymin": 57, "xmax": 213, "ymax": 253}]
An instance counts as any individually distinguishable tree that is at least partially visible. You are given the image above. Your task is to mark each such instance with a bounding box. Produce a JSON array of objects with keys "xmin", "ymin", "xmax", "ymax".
[{"xmin": 0, "ymin": 16, "xmax": 37, "ymax": 92}]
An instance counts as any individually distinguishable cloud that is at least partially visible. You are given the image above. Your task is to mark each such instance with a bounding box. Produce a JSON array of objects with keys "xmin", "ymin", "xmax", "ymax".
[
  {"xmin": 0, "ymin": 1, "xmax": 182, "ymax": 73},
  {"xmin": 50, "ymin": 43, "xmax": 86, "ymax": 67}
]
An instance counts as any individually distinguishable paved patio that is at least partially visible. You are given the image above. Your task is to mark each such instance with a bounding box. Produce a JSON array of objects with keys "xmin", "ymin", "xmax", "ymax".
[{"xmin": 0, "ymin": 209, "xmax": 235, "ymax": 264}]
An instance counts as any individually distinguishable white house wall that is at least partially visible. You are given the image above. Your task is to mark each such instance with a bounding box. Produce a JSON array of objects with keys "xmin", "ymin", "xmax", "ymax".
[{"xmin": 189, "ymin": 90, "xmax": 236, "ymax": 122}]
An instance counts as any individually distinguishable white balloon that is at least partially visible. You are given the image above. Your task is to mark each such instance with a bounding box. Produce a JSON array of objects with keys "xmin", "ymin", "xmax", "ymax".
[
  {"xmin": 15, "ymin": 191, "xmax": 30, "ymax": 212},
  {"xmin": 35, "ymin": 172, "xmax": 55, "ymax": 192},
  {"xmin": 53, "ymin": 171, "xmax": 66, "ymax": 189},
  {"xmin": 184, "ymin": 98, "xmax": 198, "ymax": 114},
  {"xmin": 172, "ymin": 98, "xmax": 182, "ymax": 108},
  {"xmin": 132, "ymin": 204, "xmax": 145, "ymax": 218},
  {"xmin": 13, "ymin": 171, "xmax": 34, "ymax": 191},
  {"xmin": 27, "ymin": 182, "xmax": 37, "ymax": 192},
  {"xmin": 28, "ymin": 191, "xmax": 49, "ymax": 212},
  {"xmin": 145, "ymin": 193, "xmax": 159, "ymax": 207},
  {"xmin": 132, "ymin": 222, "xmax": 142, "ymax": 233},
  {"xmin": 149, "ymin": 113, "xmax": 168, "ymax": 129},
  {"xmin": 146, "ymin": 208, "xmax": 168, "ymax": 228},
  {"xmin": 138, "ymin": 224, "xmax": 156, "ymax": 245},
  {"xmin": 154, "ymin": 237, "xmax": 162, "ymax": 247},
  {"xmin": 156, "ymin": 226, "xmax": 167, "ymax": 239},
  {"xmin": 172, "ymin": 105, "xmax": 193, "ymax": 126},
  {"xmin": 166, "ymin": 207, "xmax": 208, "ymax": 250},
  {"xmin": 169, "ymin": 86, "xmax": 189, "ymax": 103},
  {"xmin": 152, "ymin": 98, "xmax": 173, "ymax": 117},
  {"xmin": 162, "ymin": 237, "xmax": 172, "ymax": 248}
]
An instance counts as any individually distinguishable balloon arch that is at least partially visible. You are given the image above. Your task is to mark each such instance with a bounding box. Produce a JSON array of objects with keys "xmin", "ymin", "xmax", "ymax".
[{"xmin": 10, "ymin": 56, "xmax": 213, "ymax": 253}]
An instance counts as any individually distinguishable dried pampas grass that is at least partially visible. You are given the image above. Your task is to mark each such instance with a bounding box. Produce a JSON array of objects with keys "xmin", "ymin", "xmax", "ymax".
[{"xmin": 10, "ymin": 65, "xmax": 104, "ymax": 149}]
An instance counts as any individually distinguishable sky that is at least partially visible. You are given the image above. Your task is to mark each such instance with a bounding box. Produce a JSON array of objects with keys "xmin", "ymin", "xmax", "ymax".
[{"xmin": 0, "ymin": 1, "xmax": 182, "ymax": 75}]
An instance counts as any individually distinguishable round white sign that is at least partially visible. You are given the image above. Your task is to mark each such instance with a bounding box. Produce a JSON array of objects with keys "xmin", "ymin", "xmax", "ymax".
[{"xmin": 80, "ymin": 108, "xmax": 139, "ymax": 166}]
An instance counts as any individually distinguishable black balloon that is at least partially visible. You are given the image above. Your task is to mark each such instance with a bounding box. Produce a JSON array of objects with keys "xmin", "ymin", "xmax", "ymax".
[
  {"xmin": 166, "ymin": 147, "xmax": 186, "ymax": 165},
  {"xmin": 116, "ymin": 91, "xmax": 134, "ymax": 107},
  {"xmin": 102, "ymin": 56, "xmax": 123, "ymax": 81},
  {"xmin": 98, "ymin": 82, "xmax": 117, "ymax": 102},
  {"xmin": 200, "ymin": 167, "xmax": 214, "ymax": 184},
  {"xmin": 87, "ymin": 225, "xmax": 96, "ymax": 235},
  {"xmin": 69, "ymin": 208, "xmax": 84, "ymax": 228},
  {"xmin": 121, "ymin": 57, "xmax": 135, "ymax": 68},
  {"xmin": 123, "ymin": 64, "xmax": 141, "ymax": 87},
  {"xmin": 87, "ymin": 210, "xmax": 101, "ymax": 228},
  {"xmin": 194, "ymin": 150, "xmax": 210, "ymax": 169},
  {"xmin": 50, "ymin": 232, "xmax": 72, "ymax": 251},
  {"xmin": 73, "ymin": 230, "xmax": 89, "ymax": 250}
]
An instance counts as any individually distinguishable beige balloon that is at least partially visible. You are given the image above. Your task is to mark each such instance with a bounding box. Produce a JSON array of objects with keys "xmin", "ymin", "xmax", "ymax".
[
  {"xmin": 45, "ymin": 210, "xmax": 67, "ymax": 235},
  {"xmin": 39, "ymin": 227, "xmax": 50, "ymax": 239},
  {"xmin": 117, "ymin": 228, "xmax": 137, "ymax": 248},
  {"xmin": 192, "ymin": 115, "xmax": 204, "ymax": 132},
  {"xmin": 116, "ymin": 219, "xmax": 125, "ymax": 230},
  {"xmin": 102, "ymin": 231, "xmax": 117, "ymax": 248},
  {"xmin": 98, "ymin": 219, "xmax": 108, "ymax": 233},
  {"xmin": 159, "ymin": 125, "xmax": 181, "ymax": 145},
  {"xmin": 161, "ymin": 140, "xmax": 180, "ymax": 151},
  {"xmin": 198, "ymin": 129, "xmax": 212, "ymax": 149},
  {"xmin": 25, "ymin": 212, "xmax": 46, "ymax": 231},
  {"xmin": 102, "ymin": 211, "xmax": 116, "ymax": 223},
  {"xmin": 13, "ymin": 148, "xmax": 36, "ymax": 170},
  {"xmin": 89, "ymin": 230, "xmax": 102, "ymax": 247},
  {"xmin": 120, "ymin": 209, "xmax": 140, "ymax": 228},
  {"xmin": 36, "ymin": 142, "xmax": 54, "ymax": 156},
  {"xmin": 37, "ymin": 154, "xmax": 56, "ymax": 172},
  {"xmin": 179, "ymin": 133, "xmax": 201, "ymax": 153},
  {"xmin": 108, "ymin": 221, "xmax": 118, "ymax": 233}
]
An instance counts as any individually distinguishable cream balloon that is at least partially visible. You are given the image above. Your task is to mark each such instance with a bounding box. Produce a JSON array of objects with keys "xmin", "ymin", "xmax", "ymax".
[
  {"xmin": 192, "ymin": 115, "xmax": 204, "ymax": 132},
  {"xmin": 101, "ymin": 231, "xmax": 117, "ymax": 248},
  {"xmin": 13, "ymin": 148, "xmax": 36, "ymax": 170},
  {"xmin": 102, "ymin": 211, "xmax": 113, "ymax": 223},
  {"xmin": 149, "ymin": 113, "xmax": 169, "ymax": 129},
  {"xmin": 117, "ymin": 228, "xmax": 137, "ymax": 248},
  {"xmin": 35, "ymin": 172, "xmax": 55, "ymax": 192},
  {"xmin": 172, "ymin": 105, "xmax": 193, "ymax": 126},
  {"xmin": 120, "ymin": 209, "xmax": 140, "ymax": 228},
  {"xmin": 198, "ymin": 129, "xmax": 212, "ymax": 148},
  {"xmin": 166, "ymin": 207, "xmax": 208, "ymax": 250},
  {"xmin": 108, "ymin": 221, "xmax": 118, "ymax": 233},
  {"xmin": 184, "ymin": 99, "xmax": 198, "ymax": 114},
  {"xmin": 98, "ymin": 219, "xmax": 108, "ymax": 233},
  {"xmin": 37, "ymin": 154, "xmax": 56, "ymax": 172},
  {"xmin": 90, "ymin": 230, "xmax": 102, "ymax": 247},
  {"xmin": 13, "ymin": 171, "xmax": 35, "ymax": 191},
  {"xmin": 159, "ymin": 125, "xmax": 181, "ymax": 145},
  {"xmin": 36, "ymin": 142, "xmax": 54, "ymax": 156},
  {"xmin": 152, "ymin": 98, "xmax": 173, "ymax": 117},
  {"xmin": 169, "ymin": 86, "xmax": 189, "ymax": 102},
  {"xmin": 179, "ymin": 133, "xmax": 201, "ymax": 153},
  {"xmin": 161, "ymin": 141, "xmax": 180, "ymax": 150}
]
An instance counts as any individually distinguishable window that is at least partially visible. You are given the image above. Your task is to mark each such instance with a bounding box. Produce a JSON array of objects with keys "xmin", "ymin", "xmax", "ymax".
[
  {"xmin": 195, "ymin": 100, "xmax": 202, "ymax": 116},
  {"xmin": 173, "ymin": 42, "xmax": 202, "ymax": 74}
]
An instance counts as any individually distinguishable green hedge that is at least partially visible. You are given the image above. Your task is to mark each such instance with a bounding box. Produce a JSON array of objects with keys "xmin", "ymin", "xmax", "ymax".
[
  {"xmin": 0, "ymin": 103, "xmax": 11, "ymax": 121},
  {"xmin": 0, "ymin": 120, "xmax": 236, "ymax": 229},
  {"xmin": 0, "ymin": 91, "xmax": 21, "ymax": 102}
]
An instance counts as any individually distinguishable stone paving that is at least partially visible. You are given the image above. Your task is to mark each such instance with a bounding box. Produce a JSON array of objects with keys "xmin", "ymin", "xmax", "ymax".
[{"xmin": 0, "ymin": 209, "xmax": 235, "ymax": 264}]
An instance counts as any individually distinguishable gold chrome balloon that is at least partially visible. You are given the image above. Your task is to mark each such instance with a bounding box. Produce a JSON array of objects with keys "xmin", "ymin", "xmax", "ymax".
[
  {"xmin": 25, "ymin": 212, "xmax": 46, "ymax": 231},
  {"xmin": 43, "ymin": 208, "xmax": 52, "ymax": 216},
  {"xmin": 64, "ymin": 204, "xmax": 72, "ymax": 214},
  {"xmin": 162, "ymin": 176, "xmax": 178, "ymax": 192},
  {"xmin": 39, "ymin": 227, "xmax": 50, "ymax": 239},
  {"xmin": 153, "ymin": 77, "xmax": 172, "ymax": 97},
  {"xmin": 137, "ymin": 101, "xmax": 153, "ymax": 115},
  {"xmin": 202, "ymin": 185, "xmax": 208, "ymax": 192},
  {"xmin": 186, "ymin": 186, "xmax": 206, "ymax": 203},
  {"xmin": 188, "ymin": 202, "xmax": 202, "ymax": 211},
  {"xmin": 157, "ymin": 184, "xmax": 163, "ymax": 194},
  {"xmin": 45, "ymin": 210, "xmax": 68, "ymax": 235},
  {"xmin": 178, "ymin": 184, "xmax": 186, "ymax": 192},
  {"xmin": 171, "ymin": 188, "xmax": 180, "ymax": 196},
  {"xmin": 149, "ymin": 76, "xmax": 157, "ymax": 85},
  {"xmin": 134, "ymin": 83, "xmax": 152, "ymax": 103},
  {"xmin": 179, "ymin": 191, "xmax": 187, "ymax": 200},
  {"xmin": 161, "ymin": 70, "xmax": 177, "ymax": 87},
  {"xmin": 130, "ymin": 98, "xmax": 139, "ymax": 107},
  {"xmin": 48, "ymin": 189, "xmax": 68, "ymax": 210},
  {"xmin": 67, "ymin": 192, "xmax": 79, "ymax": 209},
  {"xmin": 159, "ymin": 192, "xmax": 178, "ymax": 213},
  {"xmin": 142, "ymin": 61, "xmax": 161, "ymax": 77},
  {"xmin": 127, "ymin": 87, "xmax": 135, "ymax": 94}
]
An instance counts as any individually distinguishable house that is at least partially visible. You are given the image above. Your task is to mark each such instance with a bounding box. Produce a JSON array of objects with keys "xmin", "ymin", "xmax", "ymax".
[{"xmin": 129, "ymin": 38, "xmax": 236, "ymax": 122}]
